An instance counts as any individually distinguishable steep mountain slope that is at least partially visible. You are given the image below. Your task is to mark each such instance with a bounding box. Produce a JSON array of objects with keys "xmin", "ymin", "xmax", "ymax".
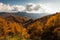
[
  {"xmin": 0, "ymin": 17, "xmax": 30, "ymax": 39},
  {"xmin": 0, "ymin": 12, "xmax": 60, "ymax": 40},
  {"xmin": 0, "ymin": 13, "xmax": 31, "ymax": 24},
  {"xmin": 27, "ymin": 20, "xmax": 44, "ymax": 40},
  {"xmin": 24, "ymin": 12, "xmax": 60, "ymax": 40},
  {"xmin": 41, "ymin": 12, "xmax": 60, "ymax": 40}
]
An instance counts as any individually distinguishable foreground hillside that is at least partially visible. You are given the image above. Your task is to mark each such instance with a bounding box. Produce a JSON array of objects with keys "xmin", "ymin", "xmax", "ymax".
[{"xmin": 0, "ymin": 12, "xmax": 60, "ymax": 40}]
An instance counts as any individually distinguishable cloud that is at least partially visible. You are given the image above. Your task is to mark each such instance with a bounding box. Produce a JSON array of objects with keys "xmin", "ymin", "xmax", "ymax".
[
  {"xmin": 0, "ymin": 3, "xmax": 14, "ymax": 12},
  {"xmin": 0, "ymin": 3, "xmax": 25, "ymax": 12},
  {"xmin": 0, "ymin": 2, "xmax": 58, "ymax": 13},
  {"xmin": 26, "ymin": 3, "xmax": 45, "ymax": 13},
  {"xmin": 12, "ymin": 5, "xmax": 26, "ymax": 12},
  {"xmin": 0, "ymin": 2, "xmax": 46, "ymax": 13}
]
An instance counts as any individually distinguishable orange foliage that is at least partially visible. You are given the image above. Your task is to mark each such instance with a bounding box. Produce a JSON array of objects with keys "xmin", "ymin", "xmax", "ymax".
[
  {"xmin": 27, "ymin": 21, "xmax": 43, "ymax": 32},
  {"xmin": 45, "ymin": 13, "xmax": 60, "ymax": 29},
  {"xmin": 0, "ymin": 17, "xmax": 30, "ymax": 38},
  {"xmin": 8, "ymin": 22, "xmax": 30, "ymax": 38},
  {"xmin": 27, "ymin": 20, "xmax": 44, "ymax": 39}
]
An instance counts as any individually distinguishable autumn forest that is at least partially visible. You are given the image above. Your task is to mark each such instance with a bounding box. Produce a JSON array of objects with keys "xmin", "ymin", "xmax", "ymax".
[{"xmin": 0, "ymin": 12, "xmax": 60, "ymax": 40}]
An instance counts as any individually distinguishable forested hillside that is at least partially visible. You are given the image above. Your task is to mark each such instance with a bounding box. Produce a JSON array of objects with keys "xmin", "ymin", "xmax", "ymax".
[{"xmin": 0, "ymin": 12, "xmax": 60, "ymax": 40}]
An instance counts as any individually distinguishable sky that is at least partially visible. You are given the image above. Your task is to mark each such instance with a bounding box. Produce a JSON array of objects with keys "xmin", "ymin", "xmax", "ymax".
[{"xmin": 0, "ymin": 0, "xmax": 60, "ymax": 13}]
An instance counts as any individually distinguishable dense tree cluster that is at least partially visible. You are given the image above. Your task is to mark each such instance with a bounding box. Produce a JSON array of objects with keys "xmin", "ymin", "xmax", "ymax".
[
  {"xmin": 27, "ymin": 20, "xmax": 44, "ymax": 40},
  {"xmin": 41, "ymin": 13, "xmax": 60, "ymax": 40},
  {"xmin": 0, "ymin": 13, "xmax": 60, "ymax": 40},
  {"xmin": 0, "ymin": 17, "xmax": 30, "ymax": 39}
]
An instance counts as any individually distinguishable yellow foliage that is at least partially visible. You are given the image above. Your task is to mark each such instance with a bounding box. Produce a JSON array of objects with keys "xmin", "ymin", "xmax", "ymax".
[
  {"xmin": 45, "ymin": 13, "xmax": 60, "ymax": 29},
  {"xmin": 0, "ymin": 17, "xmax": 30, "ymax": 38},
  {"xmin": 27, "ymin": 21, "xmax": 43, "ymax": 32}
]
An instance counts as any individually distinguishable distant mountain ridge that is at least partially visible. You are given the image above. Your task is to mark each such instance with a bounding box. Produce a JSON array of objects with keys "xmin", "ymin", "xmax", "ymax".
[
  {"xmin": 0, "ymin": 12, "xmax": 60, "ymax": 40},
  {"xmin": 0, "ymin": 12, "xmax": 52, "ymax": 19}
]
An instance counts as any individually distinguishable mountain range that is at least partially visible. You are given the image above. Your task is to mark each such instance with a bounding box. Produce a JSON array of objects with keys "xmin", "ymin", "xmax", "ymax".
[
  {"xmin": 0, "ymin": 12, "xmax": 59, "ymax": 40},
  {"xmin": 0, "ymin": 12, "xmax": 52, "ymax": 19}
]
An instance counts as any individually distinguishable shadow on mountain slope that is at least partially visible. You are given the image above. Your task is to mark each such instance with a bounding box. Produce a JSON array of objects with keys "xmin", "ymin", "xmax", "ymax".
[{"xmin": 0, "ymin": 12, "xmax": 60, "ymax": 40}]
